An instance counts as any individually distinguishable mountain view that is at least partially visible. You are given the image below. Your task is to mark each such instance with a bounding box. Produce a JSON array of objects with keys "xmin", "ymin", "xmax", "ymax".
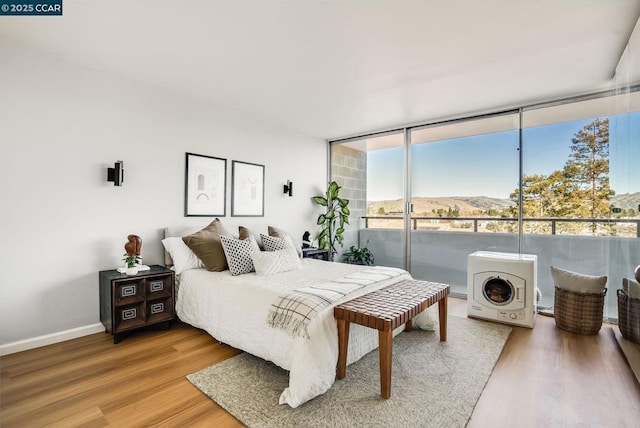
[{"xmin": 368, "ymin": 192, "xmax": 640, "ymax": 217}]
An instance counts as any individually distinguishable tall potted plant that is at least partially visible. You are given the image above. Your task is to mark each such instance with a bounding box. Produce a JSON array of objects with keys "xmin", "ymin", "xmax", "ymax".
[{"xmin": 312, "ymin": 181, "xmax": 349, "ymax": 260}]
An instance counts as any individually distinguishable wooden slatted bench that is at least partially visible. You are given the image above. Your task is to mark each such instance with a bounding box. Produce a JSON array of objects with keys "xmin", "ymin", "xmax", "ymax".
[{"xmin": 333, "ymin": 279, "xmax": 450, "ymax": 399}]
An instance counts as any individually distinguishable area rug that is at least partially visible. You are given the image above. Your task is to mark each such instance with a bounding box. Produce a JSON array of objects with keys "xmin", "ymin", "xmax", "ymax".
[{"xmin": 187, "ymin": 316, "xmax": 511, "ymax": 428}]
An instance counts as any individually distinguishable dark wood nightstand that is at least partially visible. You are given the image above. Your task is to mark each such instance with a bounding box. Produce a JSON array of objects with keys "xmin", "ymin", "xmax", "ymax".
[
  {"xmin": 302, "ymin": 247, "xmax": 330, "ymax": 261},
  {"xmin": 99, "ymin": 265, "xmax": 175, "ymax": 344}
]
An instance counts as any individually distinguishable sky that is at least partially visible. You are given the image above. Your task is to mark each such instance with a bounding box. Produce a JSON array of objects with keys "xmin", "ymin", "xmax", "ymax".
[{"xmin": 367, "ymin": 112, "xmax": 640, "ymax": 201}]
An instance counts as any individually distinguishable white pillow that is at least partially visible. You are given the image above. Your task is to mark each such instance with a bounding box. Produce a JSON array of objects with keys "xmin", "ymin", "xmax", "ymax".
[
  {"xmin": 550, "ymin": 266, "xmax": 607, "ymax": 294},
  {"xmin": 251, "ymin": 247, "xmax": 301, "ymax": 276},
  {"xmin": 161, "ymin": 237, "xmax": 204, "ymax": 275},
  {"xmin": 220, "ymin": 235, "xmax": 260, "ymax": 276},
  {"xmin": 623, "ymin": 277, "xmax": 640, "ymax": 299}
]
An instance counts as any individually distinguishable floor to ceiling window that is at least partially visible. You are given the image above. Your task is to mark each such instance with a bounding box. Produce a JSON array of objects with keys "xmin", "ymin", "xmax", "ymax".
[
  {"xmin": 521, "ymin": 93, "xmax": 640, "ymax": 313},
  {"xmin": 331, "ymin": 131, "xmax": 405, "ymax": 268},
  {"xmin": 408, "ymin": 113, "xmax": 520, "ymax": 295},
  {"xmin": 330, "ymin": 90, "xmax": 639, "ymax": 318}
]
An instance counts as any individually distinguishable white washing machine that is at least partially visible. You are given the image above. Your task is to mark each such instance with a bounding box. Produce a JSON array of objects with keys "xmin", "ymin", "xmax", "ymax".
[{"xmin": 467, "ymin": 251, "xmax": 538, "ymax": 328}]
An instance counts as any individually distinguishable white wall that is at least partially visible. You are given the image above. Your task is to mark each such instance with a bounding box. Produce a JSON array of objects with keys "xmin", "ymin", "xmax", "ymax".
[{"xmin": 0, "ymin": 43, "xmax": 327, "ymax": 348}]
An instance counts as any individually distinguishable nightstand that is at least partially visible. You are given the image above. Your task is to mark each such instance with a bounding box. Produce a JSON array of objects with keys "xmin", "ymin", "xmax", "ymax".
[
  {"xmin": 302, "ymin": 248, "xmax": 330, "ymax": 261},
  {"xmin": 99, "ymin": 265, "xmax": 175, "ymax": 344}
]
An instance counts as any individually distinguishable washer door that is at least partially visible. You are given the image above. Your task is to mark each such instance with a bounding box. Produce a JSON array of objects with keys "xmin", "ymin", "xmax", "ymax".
[
  {"xmin": 482, "ymin": 276, "xmax": 514, "ymax": 306},
  {"xmin": 473, "ymin": 271, "xmax": 526, "ymax": 310}
]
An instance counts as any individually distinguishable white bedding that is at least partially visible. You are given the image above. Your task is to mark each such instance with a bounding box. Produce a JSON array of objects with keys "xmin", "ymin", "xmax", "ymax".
[{"xmin": 176, "ymin": 258, "xmax": 436, "ymax": 407}]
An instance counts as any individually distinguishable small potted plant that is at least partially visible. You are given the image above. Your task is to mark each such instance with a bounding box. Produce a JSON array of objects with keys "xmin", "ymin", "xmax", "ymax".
[
  {"xmin": 122, "ymin": 253, "xmax": 142, "ymax": 276},
  {"xmin": 342, "ymin": 245, "xmax": 375, "ymax": 266}
]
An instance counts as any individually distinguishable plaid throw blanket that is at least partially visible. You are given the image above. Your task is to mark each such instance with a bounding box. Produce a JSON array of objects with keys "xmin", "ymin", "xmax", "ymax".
[{"xmin": 266, "ymin": 266, "xmax": 406, "ymax": 339}]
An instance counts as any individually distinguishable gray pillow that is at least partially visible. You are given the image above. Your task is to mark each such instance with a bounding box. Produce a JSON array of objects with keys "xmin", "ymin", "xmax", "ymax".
[
  {"xmin": 623, "ymin": 277, "xmax": 640, "ymax": 299},
  {"xmin": 550, "ymin": 266, "xmax": 607, "ymax": 294},
  {"xmin": 239, "ymin": 226, "xmax": 264, "ymax": 250}
]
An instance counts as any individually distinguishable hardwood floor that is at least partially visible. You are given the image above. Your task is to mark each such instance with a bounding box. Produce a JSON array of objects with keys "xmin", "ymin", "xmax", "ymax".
[{"xmin": 1, "ymin": 298, "xmax": 639, "ymax": 427}]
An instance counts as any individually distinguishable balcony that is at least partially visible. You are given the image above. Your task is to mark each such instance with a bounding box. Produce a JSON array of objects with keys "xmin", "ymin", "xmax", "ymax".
[{"xmin": 360, "ymin": 216, "xmax": 640, "ymax": 319}]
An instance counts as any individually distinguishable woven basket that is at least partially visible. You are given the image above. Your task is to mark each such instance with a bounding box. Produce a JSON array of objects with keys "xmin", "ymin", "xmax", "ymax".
[
  {"xmin": 618, "ymin": 289, "xmax": 640, "ymax": 344},
  {"xmin": 554, "ymin": 286, "xmax": 606, "ymax": 334}
]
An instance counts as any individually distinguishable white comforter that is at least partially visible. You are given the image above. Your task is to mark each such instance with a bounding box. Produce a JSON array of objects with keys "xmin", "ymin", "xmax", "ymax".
[{"xmin": 176, "ymin": 259, "xmax": 436, "ymax": 407}]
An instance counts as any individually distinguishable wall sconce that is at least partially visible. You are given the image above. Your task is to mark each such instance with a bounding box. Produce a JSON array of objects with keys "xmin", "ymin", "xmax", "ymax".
[
  {"xmin": 107, "ymin": 161, "xmax": 124, "ymax": 186},
  {"xmin": 283, "ymin": 180, "xmax": 293, "ymax": 197}
]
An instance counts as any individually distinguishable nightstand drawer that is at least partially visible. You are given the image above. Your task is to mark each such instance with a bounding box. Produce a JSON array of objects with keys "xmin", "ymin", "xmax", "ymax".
[
  {"xmin": 115, "ymin": 303, "xmax": 145, "ymax": 332},
  {"xmin": 114, "ymin": 280, "xmax": 145, "ymax": 306},
  {"xmin": 146, "ymin": 297, "xmax": 174, "ymax": 323},
  {"xmin": 146, "ymin": 274, "xmax": 173, "ymax": 299},
  {"xmin": 302, "ymin": 248, "xmax": 330, "ymax": 261}
]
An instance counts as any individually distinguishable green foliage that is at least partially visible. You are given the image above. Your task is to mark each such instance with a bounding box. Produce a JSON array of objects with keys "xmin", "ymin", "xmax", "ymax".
[
  {"xmin": 342, "ymin": 245, "xmax": 374, "ymax": 265},
  {"xmin": 508, "ymin": 118, "xmax": 613, "ymax": 234},
  {"xmin": 432, "ymin": 205, "xmax": 459, "ymax": 218},
  {"xmin": 312, "ymin": 181, "xmax": 349, "ymax": 259},
  {"xmin": 122, "ymin": 253, "xmax": 141, "ymax": 268},
  {"xmin": 376, "ymin": 206, "xmax": 386, "ymax": 215}
]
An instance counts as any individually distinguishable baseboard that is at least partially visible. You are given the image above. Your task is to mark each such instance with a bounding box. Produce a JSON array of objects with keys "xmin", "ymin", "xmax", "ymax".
[{"xmin": 0, "ymin": 323, "xmax": 105, "ymax": 356}]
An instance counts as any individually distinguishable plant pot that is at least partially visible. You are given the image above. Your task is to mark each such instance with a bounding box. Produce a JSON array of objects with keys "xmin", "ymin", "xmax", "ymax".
[{"xmin": 126, "ymin": 266, "xmax": 139, "ymax": 276}]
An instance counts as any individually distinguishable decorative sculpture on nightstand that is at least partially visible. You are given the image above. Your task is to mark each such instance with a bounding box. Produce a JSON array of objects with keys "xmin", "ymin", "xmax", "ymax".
[{"xmin": 125, "ymin": 234, "xmax": 142, "ymax": 256}]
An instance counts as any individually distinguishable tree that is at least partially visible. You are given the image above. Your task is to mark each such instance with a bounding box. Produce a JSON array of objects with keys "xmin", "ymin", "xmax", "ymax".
[
  {"xmin": 377, "ymin": 206, "xmax": 386, "ymax": 215},
  {"xmin": 564, "ymin": 118, "xmax": 611, "ymax": 232},
  {"xmin": 508, "ymin": 118, "xmax": 611, "ymax": 235}
]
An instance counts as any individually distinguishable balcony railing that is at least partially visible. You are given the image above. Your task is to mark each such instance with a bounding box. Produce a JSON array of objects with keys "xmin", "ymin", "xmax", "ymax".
[{"xmin": 362, "ymin": 216, "xmax": 640, "ymax": 238}]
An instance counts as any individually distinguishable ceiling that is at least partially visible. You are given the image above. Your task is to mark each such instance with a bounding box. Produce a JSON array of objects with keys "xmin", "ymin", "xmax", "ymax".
[{"xmin": 1, "ymin": 0, "xmax": 639, "ymax": 141}]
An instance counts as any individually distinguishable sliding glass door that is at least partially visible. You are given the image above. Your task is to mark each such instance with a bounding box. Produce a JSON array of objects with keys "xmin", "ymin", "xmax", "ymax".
[{"xmin": 408, "ymin": 113, "xmax": 520, "ymax": 295}]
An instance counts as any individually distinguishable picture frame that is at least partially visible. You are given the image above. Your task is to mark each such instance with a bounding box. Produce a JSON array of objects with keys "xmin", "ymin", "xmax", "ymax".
[
  {"xmin": 231, "ymin": 160, "xmax": 265, "ymax": 217},
  {"xmin": 184, "ymin": 152, "xmax": 227, "ymax": 217}
]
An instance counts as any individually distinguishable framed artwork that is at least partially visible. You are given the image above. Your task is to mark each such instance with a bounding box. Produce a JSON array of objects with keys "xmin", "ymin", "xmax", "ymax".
[
  {"xmin": 231, "ymin": 160, "xmax": 265, "ymax": 217},
  {"xmin": 184, "ymin": 152, "xmax": 227, "ymax": 217}
]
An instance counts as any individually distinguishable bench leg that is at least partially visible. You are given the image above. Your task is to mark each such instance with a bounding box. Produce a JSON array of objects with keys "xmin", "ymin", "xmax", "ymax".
[
  {"xmin": 336, "ymin": 319, "xmax": 350, "ymax": 379},
  {"xmin": 379, "ymin": 329, "xmax": 393, "ymax": 399},
  {"xmin": 404, "ymin": 319, "xmax": 413, "ymax": 332},
  {"xmin": 438, "ymin": 295, "xmax": 448, "ymax": 341}
]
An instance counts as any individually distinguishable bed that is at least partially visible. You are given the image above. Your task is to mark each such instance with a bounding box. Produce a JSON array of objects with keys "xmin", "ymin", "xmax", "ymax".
[{"xmin": 164, "ymin": 221, "xmax": 436, "ymax": 408}]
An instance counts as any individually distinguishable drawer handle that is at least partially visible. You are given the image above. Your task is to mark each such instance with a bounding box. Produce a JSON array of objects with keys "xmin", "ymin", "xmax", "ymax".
[
  {"xmin": 121, "ymin": 308, "xmax": 137, "ymax": 320},
  {"xmin": 121, "ymin": 285, "xmax": 136, "ymax": 297},
  {"xmin": 150, "ymin": 303, "xmax": 164, "ymax": 314},
  {"xmin": 149, "ymin": 281, "xmax": 164, "ymax": 292}
]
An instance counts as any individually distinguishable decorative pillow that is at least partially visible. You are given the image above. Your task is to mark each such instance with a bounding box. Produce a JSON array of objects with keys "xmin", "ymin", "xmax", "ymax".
[
  {"xmin": 261, "ymin": 233, "xmax": 292, "ymax": 252},
  {"xmin": 623, "ymin": 278, "xmax": 640, "ymax": 299},
  {"xmin": 251, "ymin": 247, "xmax": 301, "ymax": 276},
  {"xmin": 268, "ymin": 225, "xmax": 301, "ymax": 257},
  {"xmin": 239, "ymin": 226, "xmax": 264, "ymax": 250},
  {"xmin": 550, "ymin": 266, "xmax": 607, "ymax": 294},
  {"xmin": 220, "ymin": 235, "xmax": 261, "ymax": 275},
  {"xmin": 163, "ymin": 225, "xmax": 205, "ymax": 267},
  {"xmin": 182, "ymin": 218, "xmax": 230, "ymax": 272},
  {"xmin": 161, "ymin": 237, "xmax": 203, "ymax": 275}
]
